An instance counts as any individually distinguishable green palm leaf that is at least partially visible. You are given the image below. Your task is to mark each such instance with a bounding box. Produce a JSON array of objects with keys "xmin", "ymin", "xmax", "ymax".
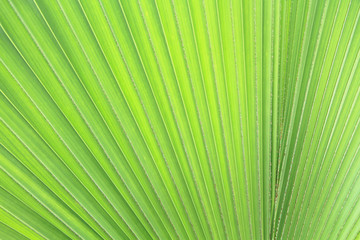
[{"xmin": 1, "ymin": 0, "xmax": 360, "ymax": 239}]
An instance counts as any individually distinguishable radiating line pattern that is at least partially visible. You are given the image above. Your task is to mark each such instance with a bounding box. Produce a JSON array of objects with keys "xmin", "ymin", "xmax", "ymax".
[{"xmin": 1, "ymin": 0, "xmax": 360, "ymax": 239}]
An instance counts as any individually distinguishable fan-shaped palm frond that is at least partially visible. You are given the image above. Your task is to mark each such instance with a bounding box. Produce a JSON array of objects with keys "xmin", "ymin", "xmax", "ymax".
[{"xmin": 1, "ymin": 0, "xmax": 360, "ymax": 239}]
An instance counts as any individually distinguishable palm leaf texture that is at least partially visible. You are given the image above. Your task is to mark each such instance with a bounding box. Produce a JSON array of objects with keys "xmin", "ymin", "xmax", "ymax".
[{"xmin": 1, "ymin": 0, "xmax": 360, "ymax": 239}]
